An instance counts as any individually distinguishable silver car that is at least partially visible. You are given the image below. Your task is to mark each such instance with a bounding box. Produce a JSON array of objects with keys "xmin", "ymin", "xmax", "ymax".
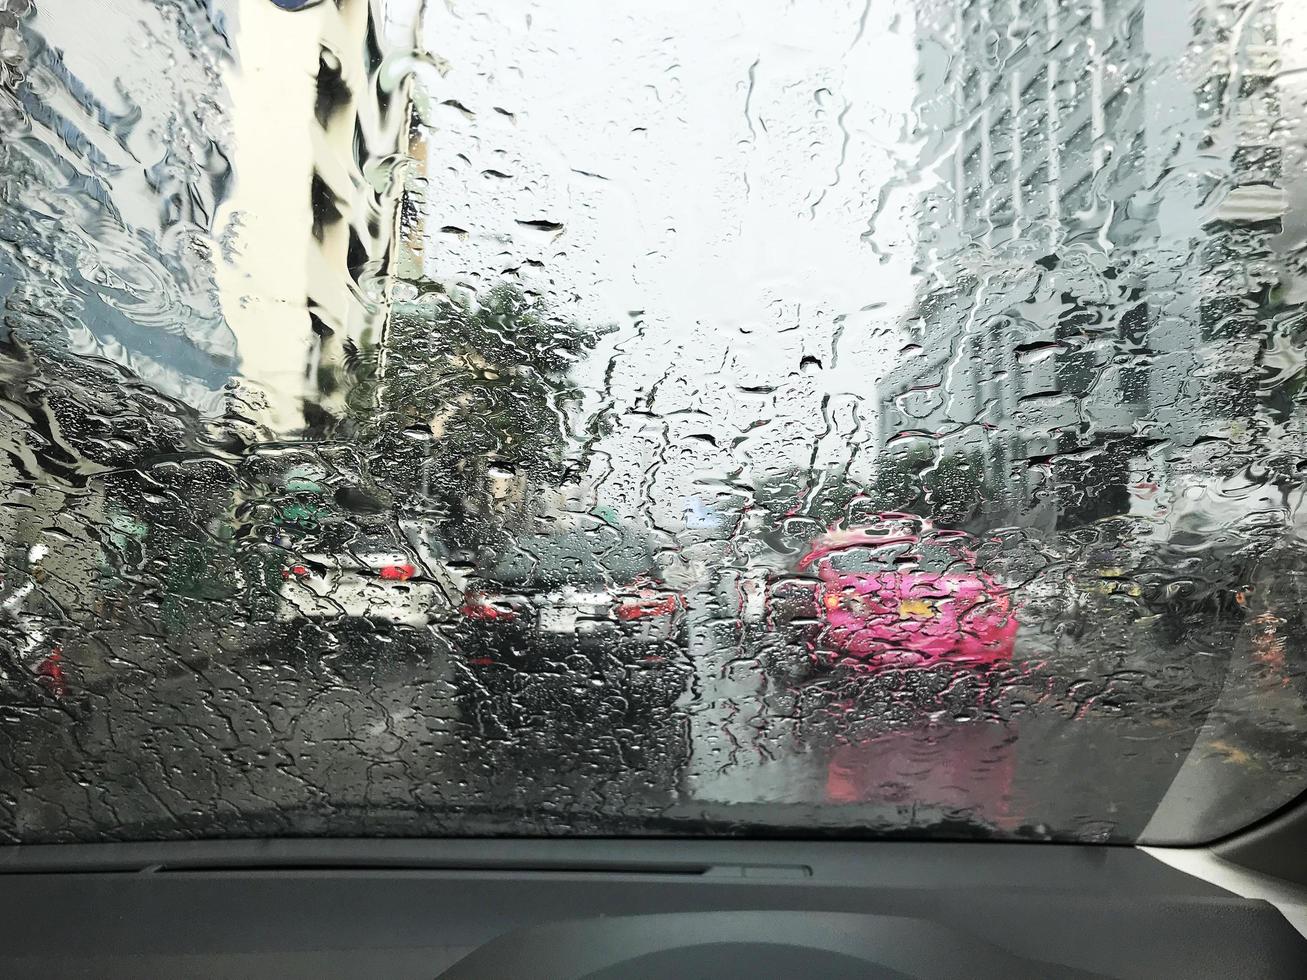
[{"xmin": 278, "ymin": 537, "xmax": 459, "ymax": 628}]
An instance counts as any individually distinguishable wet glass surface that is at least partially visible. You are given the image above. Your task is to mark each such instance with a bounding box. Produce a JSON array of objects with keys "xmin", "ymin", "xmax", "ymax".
[{"xmin": 1, "ymin": 0, "xmax": 1306, "ymax": 844}]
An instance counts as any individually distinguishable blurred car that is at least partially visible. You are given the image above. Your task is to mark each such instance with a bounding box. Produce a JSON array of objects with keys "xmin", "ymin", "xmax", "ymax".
[
  {"xmin": 765, "ymin": 514, "xmax": 1017, "ymax": 675},
  {"xmin": 0, "ymin": 543, "xmax": 69, "ymax": 699},
  {"xmin": 1053, "ymin": 504, "xmax": 1293, "ymax": 643},
  {"xmin": 278, "ymin": 534, "xmax": 454, "ymax": 629},
  {"xmin": 250, "ymin": 463, "xmax": 461, "ymax": 632},
  {"xmin": 458, "ymin": 576, "xmax": 686, "ymax": 650},
  {"xmin": 452, "ymin": 524, "xmax": 688, "ymax": 717}
]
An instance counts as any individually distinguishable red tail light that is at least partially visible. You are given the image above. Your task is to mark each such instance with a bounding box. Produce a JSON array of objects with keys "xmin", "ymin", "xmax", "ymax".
[
  {"xmin": 36, "ymin": 649, "xmax": 67, "ymax": 698},
  {"xmin": 459, "ymin": 595, "xmax": 517, "ymax": 621},
  {"xmin": 281, "ymin": 564, "xmax": 311, "ymax": 580},
  {"xmin": 615, "ymin": 594, "xmax": 682, "ymax": 621},
  {"xmin": 822, "ymin": 591, "xmax": 869, "ymax": 614},
  {"xmin": 378, "ymin": 564, "xmax": 416, "ymax": 581}
]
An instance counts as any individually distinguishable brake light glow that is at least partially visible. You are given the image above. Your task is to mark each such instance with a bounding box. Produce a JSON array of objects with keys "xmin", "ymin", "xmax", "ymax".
[
  {"xmin": 615, "ymin": 594, "xmax": 681, "ymax": 620},
  {"xmin": 36, "ymin": 649, "xmax": 67, "ymax": 698},
  {"xmin": 459, "ymin": 596, "xmax": 516, "ymax": 621},
  {"xmin": 378, "ymin": 564, "xmax": 416, "ymax": 581},
  {"xmin": 281, "ymin": 564, "xmax": 311, "ymax": 580}
]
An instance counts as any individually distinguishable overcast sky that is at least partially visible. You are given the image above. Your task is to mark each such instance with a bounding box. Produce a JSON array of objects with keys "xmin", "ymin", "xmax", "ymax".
[{"xmin": 417, "ymin": 0, "xmax": 926, "ymax": 519}]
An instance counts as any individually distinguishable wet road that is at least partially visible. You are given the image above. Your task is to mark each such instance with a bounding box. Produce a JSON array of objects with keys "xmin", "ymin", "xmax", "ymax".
[{"xmin": 1, "ymin": 602, "xmax": 1305, "ymax": 845}]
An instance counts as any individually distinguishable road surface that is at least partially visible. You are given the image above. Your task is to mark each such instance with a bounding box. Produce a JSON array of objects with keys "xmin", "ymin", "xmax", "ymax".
[{"xmin": 1, "ymin": 599, "xmax": 1304, "ymax": 845}]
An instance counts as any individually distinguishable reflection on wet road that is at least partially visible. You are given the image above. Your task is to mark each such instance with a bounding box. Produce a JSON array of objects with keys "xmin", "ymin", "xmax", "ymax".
[{"xmin": 2, "ymin": 600, "xmax": 1301, "ymax": 845}]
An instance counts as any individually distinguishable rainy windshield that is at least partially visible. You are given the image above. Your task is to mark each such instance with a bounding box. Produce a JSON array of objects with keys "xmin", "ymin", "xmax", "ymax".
[
  {"xmin": 1, "ymin": 0, "xmax": 1306, "ymax": 845},
  {"xmin": 825, "ymin": 543, "xmax": 962, "ymax": 576}
]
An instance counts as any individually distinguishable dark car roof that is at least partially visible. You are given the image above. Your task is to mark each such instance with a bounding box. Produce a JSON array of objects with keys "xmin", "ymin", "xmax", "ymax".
[{"xmin": 473, "ymin": 526, "xmax": 658, "ymax": 590}]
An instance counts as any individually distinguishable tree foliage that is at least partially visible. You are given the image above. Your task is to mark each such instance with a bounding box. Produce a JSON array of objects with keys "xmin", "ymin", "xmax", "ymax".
[{"xmin": 361, "ymin": 282, "xmax": 614, "ymax": 544}]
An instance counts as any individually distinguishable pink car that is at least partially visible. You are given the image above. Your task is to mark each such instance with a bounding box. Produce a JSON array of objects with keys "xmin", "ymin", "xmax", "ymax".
[{"xmin": 776, "ymin": 515, "xmax": 1017, "ymax": 671}]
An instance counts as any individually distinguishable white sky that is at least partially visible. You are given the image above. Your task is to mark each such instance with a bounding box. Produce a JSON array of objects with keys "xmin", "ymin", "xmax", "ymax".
[{"xmin": 417, "ymin": 0, "xmax": 925, "ymax": 520}]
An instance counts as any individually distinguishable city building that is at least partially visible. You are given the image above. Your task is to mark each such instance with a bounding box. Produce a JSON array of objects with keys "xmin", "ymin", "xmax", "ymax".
[
  {"xmin": 876, "ymin": 0, "xmax": 1297, "ymax": 531},
  {"xmin": 0, "ymin": 0, "xmax": 416, "ymax": 622},
  {"xmin": 0, "ymin": 0, "xmax": 415, "ymax": 437}
]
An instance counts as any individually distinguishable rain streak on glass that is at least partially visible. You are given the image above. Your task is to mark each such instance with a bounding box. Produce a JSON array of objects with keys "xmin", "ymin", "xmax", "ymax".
[{"xmin": 0, "ymin": 0, "xmax": 1305, "ymax": 844}]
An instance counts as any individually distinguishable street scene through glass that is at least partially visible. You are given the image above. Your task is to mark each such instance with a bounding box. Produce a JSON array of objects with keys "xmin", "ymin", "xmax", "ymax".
[{"xmin": 1, "ymin": 0, "xmax": 1306, "ymax": 845}]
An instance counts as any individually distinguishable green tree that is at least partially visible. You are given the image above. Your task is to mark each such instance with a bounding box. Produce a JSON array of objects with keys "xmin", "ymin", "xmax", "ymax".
[
  {"xmin": 97, "ymin": 462, "xmax": 283, "ymax": 636},
  {"xmin": 360, "ymin": 282, "xmax": 614, "ymax": 547}
]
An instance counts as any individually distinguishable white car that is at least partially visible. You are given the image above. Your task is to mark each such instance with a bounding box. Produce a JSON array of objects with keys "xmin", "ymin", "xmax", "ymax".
[{"xmin": 277, "ymin": 542, "xmax": 459, "ymax": 628}]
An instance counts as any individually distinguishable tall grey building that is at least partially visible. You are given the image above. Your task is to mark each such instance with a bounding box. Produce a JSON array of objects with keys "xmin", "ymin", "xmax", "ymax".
[{"xmin": 877, "ymin": 0, "xmax": 1291, "ymax": 529}]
